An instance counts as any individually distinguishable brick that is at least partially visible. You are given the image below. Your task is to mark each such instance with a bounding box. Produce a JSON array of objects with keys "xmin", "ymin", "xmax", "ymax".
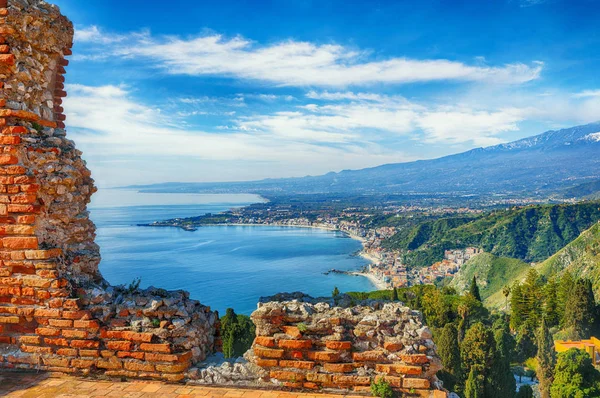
[
  {"xmin": 0, "ymin": 155, "xmax": 17, "ymax": 165},
  {"xmin": 384, "ymin": 341, "xmax": 404, "ymax": 351},
  {"xmin": 269, "ymin": 370, "xmax": 305, "ymax": 382},
  {"xmin": 96, "ymin": 357, "xmax": 122, "ymax": 370},
  {"xmin": 0, "ymin": 53, "xmax": 15, "ymax": 65},
  {"xmin": 140, "ymin": 343, "xmax": 171, "ymax": 353},
  {"xmin": 1, "ymin": 126, "xmax": 27, "ymax": 135},
  {"xmin": 282, "ymin": 325, "xmax": 303, "ymax": 338},
  {"xmin": 376, "ymin": 364, "xmax": 422, "ymax": 375},
  {"xmin": 118, "ymin": 351, "xmax": 145, "ymax": 360},
  {"xmin": 35, "ymin": 327, "xmax": 60, "ymax": 336},
  {"xmin": 254, "ymin": 347, "xmax": 285, "ymax": 359},
  {"xmin": 44, "ymin": 337, "xmax": 69, "ymax": 346},
  {"xmin": 71, "ymin": 358, "xmax": 96, "ymax": 369},
  {"xmin": 106, "ymin": 340, "xmax": 132, "ymax": 351},
  {"xmin": 0, "ymin": 136, "xmax": 21, "ymax": 145},
  {"xmin": 279, "ymin": 360, "xmax": 315, "ymax": 370},
  {"xmin": 70, "ymin": 339, "xmax": 100, "ymax": 349},
  {"xmin": 62, "ymin": 329, "xmax": 87, "ymax": 339},
  {"xmin": 325, "ymin": 341, "xmax": 352, "ymax": 350},
  {"xmin": 73, "ymin": 320, "xmax": 99, "ymax": 329},
  {"xmin": 24, "ymin": 249, "xmax": 61, "ymax": 260},
  {"xmin": 56, "ymin": 348, "xmax": 78, "ymax": 357},
  {"xmin": 42, "ymin": 357, "xmax": 71, "ymax": 367},
  {"xmin": 333, "ymin": 375, "xmax": 371, "ymax": 386},
  {"xmin": 278, "ymin": 339, "xmax": 312, "ymax": 349},
  {"xmin": 323, "ymin": 363, "xmax": 354, "ymax": 373},
  {"xmin": 401, "ymin": 354, "xmax": 429, "ymax": 364},
  {"xmin": 352, "ymin": 350, "xmax": 386, "ymax": 362},
  {"xmin": 62, "ymin": 310, "xmax": 90, "ymax": 320},
  {"xmin": 254, "ymin": 336, "xmax": 276, "ymax": 347},
  {"xmin": 375, "ymin": 375, "xmax": 403, "ymax": 388},
  {"xmin": 306, "ymin": 373, "xmax": 333, "ymax": 383},
  {"xmin": 22, "ymin": 277, "xmax": 50, "ymax": 288},
  {"xmin": 34, "ymin": 308, "xmax": 61, "ymax": 318},
  {"xmin": 255, "ymin": 358, "xmax": 278, "ymax": 367},
  {"xmin": 100, "ymin": 350, "xmax": 115, "ymax": 358},
  {"xmin": 124, "ymin": 360, "xmax": 155, "ymax": 372},
  {"xmin": 20, "ymin": 345, "xmax": 52, "ymax": 354},
  {"xmin": 19, "ymin": 335, "xmax": 41, "ymax": 345},
  {"xmin": 79, "ymin": 349, "xmax": 100, "ymax": 357},
  {"xmin": 2, "ymin": 237, "xmax": 38, "ymax": 249},
  {"xmin": 155, "ymin": 362, "xmax": 190, "ymax": 373},
  {"xmin": 120, "ymin": 330, "xmax": 153, "ymax": 342},
  {"xmin": 403, "ymin": 378, "xmax": 431, "ymax": 389},
  {"xmin": 307, "ymin": 351, "xmax": 340, "ymax": 362},
  {"xmin": 49, "ymin": 319, "xmax": 73, "ymax": 328},
  {"xmin": 160, "ymin": 373, "xmax": 185, "ymax": 382}
]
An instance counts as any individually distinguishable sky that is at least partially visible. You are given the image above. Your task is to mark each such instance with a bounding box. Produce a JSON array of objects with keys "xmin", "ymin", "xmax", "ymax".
[{"xmin": 50, "ymin": 0, "xmax": 600, "ymax": 188}]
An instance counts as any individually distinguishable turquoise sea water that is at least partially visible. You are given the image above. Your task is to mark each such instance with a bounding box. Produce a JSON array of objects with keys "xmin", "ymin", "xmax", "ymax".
[{"xmin": 89, "ymin": 190, "xmax": 375, "ymax": 315}]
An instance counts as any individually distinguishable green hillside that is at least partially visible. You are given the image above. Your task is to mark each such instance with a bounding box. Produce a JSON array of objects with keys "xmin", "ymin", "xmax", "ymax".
[
  {"xmin": 538, "ymin": 221, "xmax": 600, "ymax": 291},
  {"xmin": 383, "ymin": 201, "xmax": 600, "ymax": 268},
  {"xmin": 449, "ymin": 253, "xmax": 530, "ymax": 301}
]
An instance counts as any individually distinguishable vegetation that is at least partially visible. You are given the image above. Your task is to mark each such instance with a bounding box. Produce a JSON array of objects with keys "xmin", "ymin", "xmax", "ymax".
[
  {"xmin": 220, "ymin": 308, "xmax": 255, "ymax": 358},
  {"xmin": 370, "ymin": 378, "xmax": 394, "ymax": 398},
  {"xmin": 550, "ymin": 348, "xmax": 600, "ymax": 397},
  {"xmin": 382, "ymin": 202, "xmax": 600, "ymax": 268},
  {"xmin": 537, "ymin": 317, "xmax": 556, "ymax": 398}
]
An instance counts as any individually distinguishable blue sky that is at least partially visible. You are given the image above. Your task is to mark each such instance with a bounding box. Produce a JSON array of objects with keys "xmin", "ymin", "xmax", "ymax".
[{"xmin": 51, "ymin": 0, "xmax": 600, "ymax": 187}]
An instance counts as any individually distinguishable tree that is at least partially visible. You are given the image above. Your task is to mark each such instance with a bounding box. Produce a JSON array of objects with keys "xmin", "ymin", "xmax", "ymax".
[
  {"xmin": 332, "ymin": 286, "xmax": 340, "ymax": 298},
  {"xmin": 503, "ymin": 285, "xmax": 511, "ymax": 312},
  {"xmin": 550, "ymin": 348, "xmax": 600, "ymax": 397},
  {"xmin": 391, "ymin": 287, "xmax": 398, "ymax": 301},
  {"xmin": 470, "ymin": 276, "xmax": 482, "ymax": 302},
  {"xmin": 563, "ymin": 278, "xmax": 596, "ymax": 340},
  {"xmin": 491, "ymin": 322, "xmax": 517, "ymax": 397},
  {"xmin": 544, "ymin": 277, "xmax": 560, "ymax": 328},
  {"xmin": 515, "ymin": 324, "xmax": 537, "ymax": 364},
  {"xmin": 436, "ymin": 323, "xmax": 463, "ymax": 392},
  {"xmin": 464, "ymin": 366, "xmax": 484, "ymax": 398},
  {"xmin": 220, "ymin": 308, "xmax": 256, "ymax": 358},
  {"xmin": 537, "ymin": 317, "xmax": 556, "ymax": 398},
  {"xmin": 557, "ymin": 271, "xmax": 575, "ymax": 327},
  {"xmin": 516, "ymin": 385, "xmax": 534, "ymax": 398}
]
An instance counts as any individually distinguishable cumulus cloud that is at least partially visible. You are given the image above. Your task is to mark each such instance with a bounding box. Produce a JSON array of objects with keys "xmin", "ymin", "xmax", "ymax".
[{"xmin": 76, "ymin": 27, "xmax": 543, "ymax": 87}]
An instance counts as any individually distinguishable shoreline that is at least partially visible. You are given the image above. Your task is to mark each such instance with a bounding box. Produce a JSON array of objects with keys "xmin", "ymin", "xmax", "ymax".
[{"xmin": 145, "ymin": 222, "xmax": 387, "ymax": 291}]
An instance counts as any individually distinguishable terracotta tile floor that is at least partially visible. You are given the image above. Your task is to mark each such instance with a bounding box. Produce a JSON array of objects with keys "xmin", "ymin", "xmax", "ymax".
[{"xmin": 0, "ymin": 372, "xmax": 365, "ymax": 398}]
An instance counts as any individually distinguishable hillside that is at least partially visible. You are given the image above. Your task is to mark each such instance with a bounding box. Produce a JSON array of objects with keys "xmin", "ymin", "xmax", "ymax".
[
  {"xmin": 538, "ymin": 221, "xmax": 600, "ymax": 289},
  {"xmin": 383, "ymin": 201, "xmax": 600, "ymax": 268},
  {"xmin": 449, "ymin": 253, "xmax": 530, "ymax": 301},
  {"xmin": 129, "ymin": 122, "xmax": 600, "ymax": 198}
]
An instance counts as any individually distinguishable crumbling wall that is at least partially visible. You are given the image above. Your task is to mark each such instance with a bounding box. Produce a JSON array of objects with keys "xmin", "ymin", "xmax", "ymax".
[
  {"xmin": 248, "ymin": 294, "xmax": 447, "ymax": 397},
  {"xmin": 0, "ymin": 0, "xmax": 218, "ymax": 381}
]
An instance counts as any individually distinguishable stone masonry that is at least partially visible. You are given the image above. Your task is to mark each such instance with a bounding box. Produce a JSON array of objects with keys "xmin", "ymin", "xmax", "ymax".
[
  {"xmin": 248, "ymin": 294, "xmax": 447, "ymax": 397},
  {"xmin": 0, "ymin": 0, "xmax": 218, "ymax": 382}
]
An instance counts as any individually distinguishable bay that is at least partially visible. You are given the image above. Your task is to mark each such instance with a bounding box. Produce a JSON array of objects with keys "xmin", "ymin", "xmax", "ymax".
[{"xmin": 89, "ymin": 190, "xmax": 375, "ymax": 315}]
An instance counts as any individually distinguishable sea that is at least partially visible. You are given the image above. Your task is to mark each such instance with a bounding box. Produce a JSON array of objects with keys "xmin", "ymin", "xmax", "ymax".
[{"xmin": 88, "ymin": 190, "xmax": 376, "ymax": 315}]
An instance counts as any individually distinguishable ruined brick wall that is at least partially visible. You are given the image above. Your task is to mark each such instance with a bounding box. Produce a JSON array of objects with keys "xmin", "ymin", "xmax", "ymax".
[
  {"xmin": 0, "ymin": 0, "xmax": 218, "ymax": 381},
  {"xmin": 249, "ymin": 295, "xmax": 447, "ymax": 397}
]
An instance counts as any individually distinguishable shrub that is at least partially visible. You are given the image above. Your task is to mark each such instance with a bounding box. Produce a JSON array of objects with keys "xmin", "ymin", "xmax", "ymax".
[{"xmin": 371, "ymin": 378, "xmax": 394, "ymax": 398}]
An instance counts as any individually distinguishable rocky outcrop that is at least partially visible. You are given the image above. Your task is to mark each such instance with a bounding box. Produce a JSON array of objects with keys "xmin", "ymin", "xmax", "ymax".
[
  {"xmin": 0, "ymin": 0, "xmax": 219, "ymax": 381},
  {"xmin": 247, "ymin": 294, "xmax": 447, "ymax": 397}
]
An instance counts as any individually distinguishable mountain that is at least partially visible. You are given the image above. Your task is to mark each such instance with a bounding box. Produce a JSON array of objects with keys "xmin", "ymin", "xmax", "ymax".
[
  {"xmin": 383, "ymin": 201, "xmax": 600, "ymax": 267},
  {"xmin": 129, "ymin": 122, "xmax": 600, "ymax": 198}
]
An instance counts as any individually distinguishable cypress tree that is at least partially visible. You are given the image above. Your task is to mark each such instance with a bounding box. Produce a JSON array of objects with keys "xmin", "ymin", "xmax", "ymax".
[
  {"xmin": 543, "ymin": 277, "xmax": 560, "ymax": 328},
  {"xmin": 391, "ymin": 287, "xmax": 398, "ymax": 301},
  {"xmin": 435, "ymin": 323, "xmax": 463, "ymax": 392},
  {"xmin": 536, "ymin": 317, "xmax": 556, "ymax": 398},
  {"xmin": 464, "ymin": 366, "xmax": 484, "ymax": 398},
  {"xmin": 515, "ymin": 385, "xmax": 533, "ymax": 398},
  {"xmin": 557, "ymin": 271, "xmax": 575, "ymax": 327},
  {"xmin": 563, "ymin": 278, "xmax": 596, "ymax": 340},
  {"xmin": 490, "ymin": 323, "xmax": 517, "ymax": 397},
  {"xmin": 332, "ymin": 286, "xmax": 340, "ymax": 298},
  {"xmin": 470, "ymin": 276, "xmax": 482, "ymax": 302}
]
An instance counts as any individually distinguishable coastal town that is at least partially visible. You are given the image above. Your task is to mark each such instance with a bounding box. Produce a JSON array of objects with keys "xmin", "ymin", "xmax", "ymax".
[{"xmin": 145, "ymin": 203, "xmax": 487, "ymax": 290}]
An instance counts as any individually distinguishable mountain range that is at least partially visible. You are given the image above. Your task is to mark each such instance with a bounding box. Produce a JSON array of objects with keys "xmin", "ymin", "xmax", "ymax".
[{"xmin": 129, "ymin": 122, "xmax": 600, "ymax": 199}]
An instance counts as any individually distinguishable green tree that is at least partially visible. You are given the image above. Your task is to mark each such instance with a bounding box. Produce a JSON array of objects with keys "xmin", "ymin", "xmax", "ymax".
[
  {"xmin": 491, "ymin": 321, "xmax": 517, "ymax": 397},
  {"xmin": 470, "ymin": 276, "xmax": 482, "ymax": 302},
  {"xmin": 332, "ymin": 286, "xmax": 340, "ymax": 298},
  {"xmin": 516, "ymin": 385, "xmax": 534, "ymax": 398},
  {"xmin": 220, "ymin": 308, "xmax": 256, "ymax": 358},
  {"xmin": 557, "ymin": 271, "xmax": 575, "ymax": 327},
  {"xmin": 550, "ymin": 348, "xmax": 600, "ymax": 398},
  {"xmin": 391, "ymin": 287, "xmax": 398, "ymax": 301},
  {"xmin": 537, "ymin": 317, "xmax": 556, "ymax": 398},
  {"xmin": 515, "ymin": 324, "xmax": 537, "ymax": 364},
  {"xmin": 544, "ymin": 277, "xmax": 560, "ymax": 328},
  {"xmin": 464, "ymin": 366, "xmax": 484, "ymax": 398},
  {"xmin": 435, "ymin": 323, "xmax": 463, "ymax": 392},
  {"xmin": 563, "ymin": 279, "xmax": 596, "ymax": 340}
]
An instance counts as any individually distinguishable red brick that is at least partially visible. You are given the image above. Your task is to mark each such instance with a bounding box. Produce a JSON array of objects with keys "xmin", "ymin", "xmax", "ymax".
[
  {"xmin": 34, "ymin": 308, "xmax": 61, "ymax": 318},
  {"xmin": 70, "ymin": 339, "xmax": 100, "ymax": 349},
  {"xmin": 254, "ymin": 336, "xmax": 276, "ymax": 347},
  {"xmin": 1, "ymin": 126, "xmax": 27, "ymax": 135},
  {"xmin": 118, "ymin": 351, "xmax": 145, "ymax": 360},
  {"xmin": 403, "ymin": 378, "xmax": 431, "ymax": 389},
  {"xmin": 35, "ymin": 327, "xmax": 60, "ymax": 336},
  {"xmin": 306, "ymin": 373, "xmax": 333, "ymax": 383},
  {"xmin": 56, "ymin": 348, "xmax": 78, "ymax": 357},
  {"xmin": 44, "ymin": 337, "xmax": 69, "ymax": 346},
  {"xmin": 140, "ymin": 343, "xmax": 171, "ymax": 353},
  {"xmin": 2, "ymin": 237, "xmax": 38, "ymax": 249},
  {"xmin": 323, "ymin": 363, "xmax": 354, "ymax": 373},
  {"xmin": 325, "ymin": 341, "xmax": 352, "ymax": 350},
  {"xmin": 73, "ymin": 320, "xmax": 99, "ymax": 329},
  {"xmin": 20, "ymin": 345, "xmax": 52, "ymax": 354},
  {"xmin": 96, "ymin": 357, "xmax": 122, "ymax": 370},
  {"xmin": 384, "ymin": 342, "xmax": 404, "ymax": 351},
  {"xmin": 0, "ymin": 155, "xmax": 17, "ymax": 165},
  {"xmin": 124, "ymin": 360, "xmax": 155, "ymax": 372},
  {"xmin": 401, "ymin": 354, "xmax": 429, "ymax": 364},
  {"xmin": 279, "ymin": 360, "xmax": 315, "ymax": 370},
  {"xmin": 19, "ymin": 335, "xmax": 40, "ymax": 345},
  {"xmin": 352, "ymin": 350, "xmax": 386, "ymax": 362},
  {"xmin": 71, "ymin": 358, "xmax": 96, "ymax": 369},
  {"xmin": 120, "ymin": 331, "xmax": 153, "ymax": 342},
  {"xmin": 254, "ymin": 347, "xmax": 285, "ymax": 359},
  {"xmin": 62, "ymin": 329, "xmax": 87, "ymax": 339},
  {"xmin": 376, "ymin": 364, "xmax": 423, "ymax": 375},
  {"xmin": 79, "ymin": 349, "xmax": 100, "ymax": 357},
  {"xmin": 255, "ymin": 358, "xmax": 278, "ymax": 367},
  {"xmin": 333, "ymin": 375, "xmax": 371, "ymax": 386},
  {"xmin": 282, "ymin": 325, "xmax": 303, "ymax": 338},
  {"xmin": 278, "ymin": 339, "xmax": 312, "ymax": 350},
  {"xmin": 155, "ymin": 362, "xmax": 190, "ymax": 373},
  {"xmin": 307, "ymin": 351, "xmax": 340, "ymax": 362},
  {"xmin": 269, "ymin": 370, "xmax": 305, "ymax": 382},
  {"xmin": 106, "ymin": 341, "xmax": 132, "ymax": 351}
]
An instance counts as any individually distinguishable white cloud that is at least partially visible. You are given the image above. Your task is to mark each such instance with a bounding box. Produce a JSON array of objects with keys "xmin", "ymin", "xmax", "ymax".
[
  {"xmin": 573, "ymin": 89, "xmax": 600, "ymax": 98},
  {"xmin": 78, "ymin": 27, "xmax": 543, "ymax": 87}
]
